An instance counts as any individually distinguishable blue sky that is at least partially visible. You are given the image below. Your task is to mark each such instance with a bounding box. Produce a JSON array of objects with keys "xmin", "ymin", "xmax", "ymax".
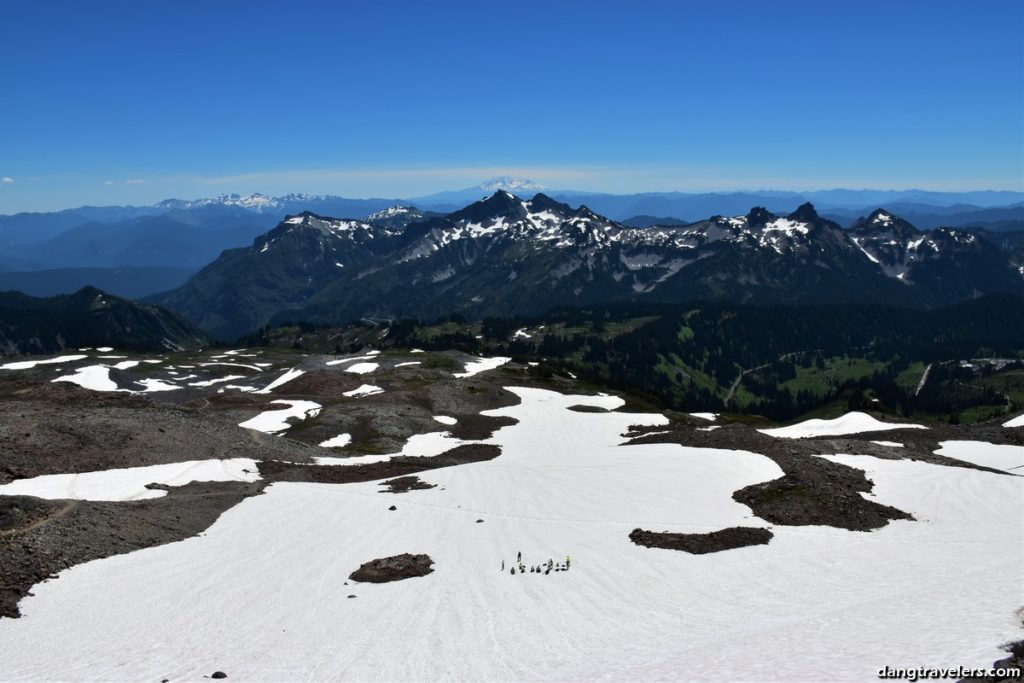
[{"xmin": 1, "ymin": 0, "xmax": 1021, "ymax": 212}]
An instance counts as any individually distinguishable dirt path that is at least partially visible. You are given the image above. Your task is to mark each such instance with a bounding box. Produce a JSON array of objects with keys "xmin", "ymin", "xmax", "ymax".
[
  {"xmin": 0, "ymin": 500, "xmax": 79, "ymax": 539},
  {"xmin": 724, "ymin": 363, "xmax": 771, "ymax": 406}
]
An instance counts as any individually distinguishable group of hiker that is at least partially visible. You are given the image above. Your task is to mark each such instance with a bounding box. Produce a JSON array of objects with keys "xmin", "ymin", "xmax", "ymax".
[{"xmin": 502, "ymin": 551, "xmax": 572, "ymax": 575}]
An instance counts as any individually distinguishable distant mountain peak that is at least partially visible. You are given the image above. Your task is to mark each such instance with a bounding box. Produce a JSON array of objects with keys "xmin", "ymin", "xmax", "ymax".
[
  {"xmin": 867, "ymin": 209, "xmax": 899, "ymax": 227},
  {"xmin": 450, "ymin": 190, "xmax": 527, "ymax": 223},
  {"xmin": 367, "ymin": 205, "xmax": 418, "ymax": 220},
  {"xmin": 526, "ymin": 192, "xmax": 572, "ymax": 215},
  {"xmin": 155, "ymin": 192, "xmax": 343, "ymax": 212},
  {"xmin": 788, "ymin": 202, "xmax": 820, "ymax": 223},
  {"xmin": 478, "ymin": 176, "xmax": 546, "ymax": 193},
  {"xmin": 745, "ymin": 206, "xmax": 776, "ymax": 228},
  {"xmin": 850, "ymin": 209, "xmax": 919, "ymax": 236},
  {"xmin": 156, "ymin": 193, "xmax": 285, "ymax": 211}
]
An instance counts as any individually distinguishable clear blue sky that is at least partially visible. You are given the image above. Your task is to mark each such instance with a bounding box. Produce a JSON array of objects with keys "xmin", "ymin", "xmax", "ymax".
[{"xmin": 1, "ymin": 0, "xmax": 1022, "ymax": 212}]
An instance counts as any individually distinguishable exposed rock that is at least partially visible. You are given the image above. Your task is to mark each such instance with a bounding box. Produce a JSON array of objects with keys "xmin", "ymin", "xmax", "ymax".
[
  {"xmin": 629, "ymin": 526, "xmax": 773, "ymax": 554},
  {"xmin": 380, "ymin": 476, "xmax": 435, "ymax": 494},
  {"xmin": 349, "ymin": 553, "xmax": 434, "ymax": 583}
]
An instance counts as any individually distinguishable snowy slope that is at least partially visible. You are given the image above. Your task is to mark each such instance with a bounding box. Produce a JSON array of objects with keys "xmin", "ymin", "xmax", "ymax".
[
  {"xmin": 0, "ymin": 389, "xmax": 1020, "ymax": 681},
  {"xmin": 934, "ymin": 440, "xmax": 1024, "ymax": 473},
  {"xmin": 758, "ymin": 411, "xmax": 926, "ymax": 438},
  {"xmin": 1004, "ymin": 414, "xmax": 1024, "ymax": 428}
]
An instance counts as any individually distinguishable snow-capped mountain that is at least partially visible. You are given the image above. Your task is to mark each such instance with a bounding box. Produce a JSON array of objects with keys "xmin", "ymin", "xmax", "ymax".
[
  {"xmin": 154, "ymin": 193, "xmax": 398, "ymax": 218},
  {"xmin": 152, "ymin": 191, "xmax": 1024, "ymax": 340},
  {"xmin": 156, "ymin": 193, "xmax": 289, "ymax": 211},
  {"xmin": 478, "ymin": 176, "xmax": 546, "ymax": 194},
  {"xmin": 408, "ymin": 177, "xmax": 549, "ymax": 207},
  {"xmin": 848, "ymin": 208, "xmax": 1022, "ymax": 300}
]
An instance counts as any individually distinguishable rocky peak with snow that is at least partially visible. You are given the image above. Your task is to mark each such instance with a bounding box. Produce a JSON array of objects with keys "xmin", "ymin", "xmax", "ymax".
[
  {"xmin": 157, "ymin": 193, "xmax": 289, "ymax": 211},
  {"xmin": 253, "ymin": 212, "xmax": 399, "ymax": 261},
  {"xmin": 153, "ymin": 195, "xmax": 1024, "ymax": 340},
  {"xmin": 745, "ymin": 206, "xmax": 776, "ymax": 229},
  {"xmin": 787, "ymin": 202, "xmax": 820, "ymax": 224},
  {"xmin": 367, "ymin": 205, "xmax": 418, "ymax": 221},
  {"xmin": 450, "ymin": 190, "xmax": 528, "ymax": 224},
  {"xmin": 850, "ymin": 209, "xmax": 920, "ymax": 237}
]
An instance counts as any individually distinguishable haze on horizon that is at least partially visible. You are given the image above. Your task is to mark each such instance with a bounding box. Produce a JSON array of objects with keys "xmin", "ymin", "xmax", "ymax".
[{"xmin": 1, "ymin": 0, "xmax": 1022, "ymax": 213}]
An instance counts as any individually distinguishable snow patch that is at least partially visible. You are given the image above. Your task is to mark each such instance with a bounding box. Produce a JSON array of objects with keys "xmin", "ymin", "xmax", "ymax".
[
  {"xmin": 344, "ymin": 362, "xmax": 379, "ymax": 375},
  {"xmin": 1003, "ymin": 414, "xmax": 1024, "ymax": 428},
  {"xmin": 133, "ymin": 378, "xmax": 181, "ymax": 393},
  {"xmin": 0, "ymin": 459, "xmax": 260, "ymax": 502},
  {"xmin": 52, "ymin": 365, "xmax": 119, "ymax": 392},
  {"xmin": 0, "ymin": 355, "xmax": 88, "ymax": 371},
  {"xmin": 759, "ymin": 412, "xmax": 926, "ymax": 438},
  {"xmin": 318, "ymin": 433, "xmax": 353, "ymax": 448},
  {"xmin": 189, "ymin": 375, "xmax": 247, "ymax": 387},
  {"xmin": 238, "ymin": 400, "xmax": 322, "ymax": 434},
  {"xmin": 342, "ymin": 384, "xmax": 384, "ymax": 398},
  {"xmin": 453, "ymin": 356, "xmax": 511, "ymax": 378},
  {"xmin": 255, "ymin": 368, "xmax": 305, "ymax": 394}
]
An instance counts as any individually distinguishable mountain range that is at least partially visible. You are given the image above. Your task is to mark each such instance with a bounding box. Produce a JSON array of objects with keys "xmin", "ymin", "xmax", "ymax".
[
  {"xmin": 1, "ymin": 179, "xmax": 1021, "ymax": 301},
  {"xmin": 148, "ymin": 191, "xmax": 1024, "ymax": 340}
]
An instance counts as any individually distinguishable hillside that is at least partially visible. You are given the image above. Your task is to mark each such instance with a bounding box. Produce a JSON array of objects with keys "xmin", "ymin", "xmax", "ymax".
[{"xmin": 0, "ymin": 287, "xmax": 208, "ymax": 356}]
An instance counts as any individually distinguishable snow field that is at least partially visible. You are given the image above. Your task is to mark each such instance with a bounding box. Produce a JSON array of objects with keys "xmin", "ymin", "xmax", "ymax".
[{"xmin": 0, "ymin": 389, "xmax": 1019, "ymax": 681}]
